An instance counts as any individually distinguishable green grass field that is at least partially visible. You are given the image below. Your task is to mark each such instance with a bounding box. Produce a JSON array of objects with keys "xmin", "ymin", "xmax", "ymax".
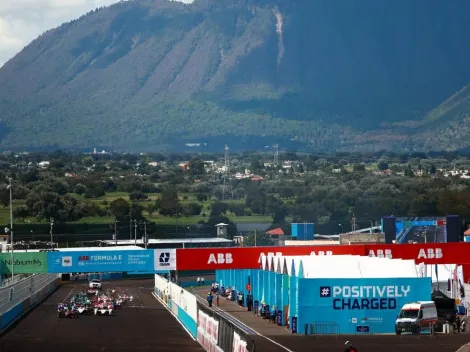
[{"xmin": 0, "ymin": 192, "xmax": 274, "ymax": 225}]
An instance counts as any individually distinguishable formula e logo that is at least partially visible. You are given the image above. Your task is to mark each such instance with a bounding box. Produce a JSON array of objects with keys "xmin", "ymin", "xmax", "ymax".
[
  {"xmin": 159, "ymin": 252, "xmax": 171, "ymax": 266},
  {"xmin": 207, "ymin": 253, "xmax": 233, "ymax": 265},
  {"xmin": 320, "ymin": 286, "xmax": 331, "ymax": 297},
  {"xmin": 62, "ymin": 256, "xmax": 72, "ymax": 267}
]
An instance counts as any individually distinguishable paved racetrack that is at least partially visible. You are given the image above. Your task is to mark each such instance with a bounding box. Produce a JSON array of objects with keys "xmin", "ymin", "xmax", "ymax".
[
  {"xmin": 0, "ymin": 279, "xmax": 204, "ymax": 352},
  {"xmin": 251, "ymin": 334, "xmax": 470, "ymax": 352}
]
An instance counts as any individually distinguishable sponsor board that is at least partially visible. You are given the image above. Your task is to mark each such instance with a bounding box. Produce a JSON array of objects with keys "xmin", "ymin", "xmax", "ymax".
[
  {"xmin": 154, "ymin": 249, "xmax": 177, "ymax": 270},
  {"xmin": 176, "ymin": 245, "xmax": 365, "ymax": 270},
  {"xmin": 177, "ymin": 243, "xmax": 470, "ymax": 270},
  {"xmin": 0, "ymin": 252, "xmax": 48, "ymax": 274},
  {"xmin": 47, "ymin": 250, "xmax": 154, "ymax": 273},
  {"xmin": 301, "ymin": 277, "xmax": 431, "ymax": 334}
]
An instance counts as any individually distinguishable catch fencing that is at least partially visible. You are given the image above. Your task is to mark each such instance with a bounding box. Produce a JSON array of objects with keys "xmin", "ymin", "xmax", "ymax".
[{"xmin": 0, "ymin": 274, "xmax": 58, "ymax": 315}]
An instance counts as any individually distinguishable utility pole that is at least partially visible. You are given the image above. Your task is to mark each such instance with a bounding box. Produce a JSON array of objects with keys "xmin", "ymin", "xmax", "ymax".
[
  {"xmin": 144, "ymin": 222, "xmax": 148, "ymax": 249},
  {"xmin": 273, "ymin": 144, "xmax": 279, "ymax": 166},
  {"xmin": 254, "ymin": 230, "xmax": 257, "ymax": 247},
  {"xmin": 134, "ymin": 220, "xmax": 137, "ymax": 246},
  {"xmin": 114, "ymin": 220, "xmax": 119, "ymax": 245},
  {"xmin": 223, "ymin": 144, "xmax": 231, "ymax": 201},
  {"xmin": 129, "ymin": 212, "xmax": 132, "ymax": 240},
  {"xmin": 50, "ymin": 218, "xmax": 54, "ymax": 250},
  {"xmin": 351, "ymin": 214, "xmax": 356, "ymax": 233},
  {"xmin": 7, "ymin": 178, "xmax": 14, "ymax": 279}
]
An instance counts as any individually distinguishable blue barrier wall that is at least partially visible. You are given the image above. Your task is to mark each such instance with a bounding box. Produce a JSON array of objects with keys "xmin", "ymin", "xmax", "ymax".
[
  {"xmin": 1, "ymin": 303, "xmax": 23, "ymax": 329},
  {"xmin": 298, "ymin": 277, "xmax": 432, "ymax": 334},
  {"xmin": 177, "ymin": 305, "xmax": 197, "ymax": 337}
]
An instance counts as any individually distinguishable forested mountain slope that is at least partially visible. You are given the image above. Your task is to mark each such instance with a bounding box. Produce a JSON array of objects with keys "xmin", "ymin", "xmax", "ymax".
[{"xmin": 2, "ymin": 0, "xmax": 470, "ymax": 151}]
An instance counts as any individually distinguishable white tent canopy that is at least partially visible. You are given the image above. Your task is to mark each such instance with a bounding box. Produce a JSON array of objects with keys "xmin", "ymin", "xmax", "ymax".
[{"xmin": 260, "ymin": 254, "xmax": 419, "ymax": 279}]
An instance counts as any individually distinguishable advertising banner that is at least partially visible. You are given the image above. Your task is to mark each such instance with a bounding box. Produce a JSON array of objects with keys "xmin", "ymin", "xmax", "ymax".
[
  {"xmin": 298, "ymin": 277, "xmax": 431, "ymax": 334},
  {"xmin": 176, "ymin": 245, "xmax": 366, "ymax": 270},
  {"xmin": 232, "ymin": 331, "xmax": 248, "ymax": 352},
  {"xmin": 0, "ymin": 252, "xmax": 48, "ymax": 274},
  {"xmin": 154, "ymin": 249, "xmax": 177, "ymax": 271},
  {"xmin": 197, "ymin": 310, "xmax": 219, "ymax": 352},
  {"xmin": 47, "ymin": 250, "xmax": 154, "ymax": 273},
  {"xmin": 365, "ymin": 243, "xmax": 470, "ymax": 265}
]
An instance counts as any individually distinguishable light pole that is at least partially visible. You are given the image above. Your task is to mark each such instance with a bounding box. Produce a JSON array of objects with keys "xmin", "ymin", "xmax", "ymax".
[
  {"xmin": 31, "ymin": 230, "xmax": 35, "ymax": 241},
  {"xmin": 6, "ymin": 178, "xmax": 14, "ymax": 279},
  {"xmin": 50, "ymin": 218, "xmax": 54, "ymax": 250},
  {"xmin": 187, "ymin": 226, "xmax": 192, "ymax": 246},
  {"xmin": 338, "ymin": 224, "xmax": 343, "ymax": 234}
]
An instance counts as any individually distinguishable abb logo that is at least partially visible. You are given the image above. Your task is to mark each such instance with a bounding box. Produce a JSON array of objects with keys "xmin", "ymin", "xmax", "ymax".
[
  {"xmin": 368, "ymin": 249, "xmax": 393, "ymax": 259},
  {"xmin": 417, "ymin": 248, "xmax": 442, "ymax": 259},
  {"xmin": 310, "ymin": 250, "xmax": 333, "ymax": 256},
  {"xmin": 208, "ymin": 253, "xmax": 233, "ymax": 264},
  {"xmin": 368, "ymin": 248, "xmax": 443, "ymax": 260},
  {"xmin": 258, "ymin": 252, "xmax": 283, "ymax": 262}
]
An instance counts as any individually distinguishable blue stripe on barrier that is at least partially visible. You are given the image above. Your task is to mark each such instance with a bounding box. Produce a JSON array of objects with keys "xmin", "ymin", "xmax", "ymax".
[
  {"xmin": 1, "ymin": 303, "xmax": 24, "ymax": 329},
  {"xmin": 177, "ymin": 305, "xmax": 197, "ymax": 338}
]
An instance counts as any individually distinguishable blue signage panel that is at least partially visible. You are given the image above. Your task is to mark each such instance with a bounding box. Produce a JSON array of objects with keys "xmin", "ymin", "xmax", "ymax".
[
  {"xmin": 47, "ymin": 250, "xmax": 155, "ymax": 273},
  {"xmin": 298, "ymin": 277, "xmax": 431, "ymax": 334}
]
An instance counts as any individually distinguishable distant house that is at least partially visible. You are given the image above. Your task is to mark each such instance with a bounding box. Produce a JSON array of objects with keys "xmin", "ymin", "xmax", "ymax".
[
  {"xmin": 251, "ymin": 176, "xmax": 264, "ymax": 181},
  {"xmin": 148, "ymin": 162, "xmax": 158, "ymax": 167},
  {"xmin": 38, "ymin": 161, "xmax": 50, "ymax": 168}
]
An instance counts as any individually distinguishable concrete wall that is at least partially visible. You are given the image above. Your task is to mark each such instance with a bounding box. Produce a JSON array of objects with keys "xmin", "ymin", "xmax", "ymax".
[
  {"xmin": 339, "ymin": 233, "xmax": 385, "ymax": 244},
  {"xmin": 154, "ymin": 274, "xmax": 198, "ymax": 338},
  {"xmin": 0, "ymin": 274, "xmax": 59, "ymax": 331}
]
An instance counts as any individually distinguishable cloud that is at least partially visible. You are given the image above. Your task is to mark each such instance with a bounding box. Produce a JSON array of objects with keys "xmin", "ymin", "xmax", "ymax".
[
  {"xmin": 0, "ymin": 0, "xmax": 195, "ymax": 68},
  {"xmin": 0, "ymin": 0, "xmax": 122, "ymax": 67}
]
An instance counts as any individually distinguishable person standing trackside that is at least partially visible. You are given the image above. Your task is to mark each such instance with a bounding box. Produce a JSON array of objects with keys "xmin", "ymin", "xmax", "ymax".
[
  {"xmin": 197, "ymin": 277, "xmax": 201, "ymax": 286},
  {"xmin": 201, "ymin": 277, "xmax": 205, "ymax": 286}
]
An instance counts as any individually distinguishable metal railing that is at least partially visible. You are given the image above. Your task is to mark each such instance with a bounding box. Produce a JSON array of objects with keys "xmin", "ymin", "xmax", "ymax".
[
  {"xmin": 305, "ymin": 321, "xmax": 340, "ymax": 338},
  {"xmin": 2, "ymin": 274, "xmax": 32, "ymax": 288}
]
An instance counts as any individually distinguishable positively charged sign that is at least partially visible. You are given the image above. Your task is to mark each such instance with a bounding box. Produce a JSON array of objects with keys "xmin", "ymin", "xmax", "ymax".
[{"xmin": 320, "ymin": 285, "xmax": 411, "ymax": 310}]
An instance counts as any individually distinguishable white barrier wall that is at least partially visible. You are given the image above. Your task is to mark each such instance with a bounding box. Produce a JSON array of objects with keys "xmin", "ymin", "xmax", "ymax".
[{"xmin": 154, "ymin": 274, "xmax": 198, "ymax": 338}]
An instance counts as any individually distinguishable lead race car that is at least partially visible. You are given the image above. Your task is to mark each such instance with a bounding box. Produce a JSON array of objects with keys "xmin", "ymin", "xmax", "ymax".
[{"xmin": 93, "ymin": 301, "xmax": 114, "ymax": 316}]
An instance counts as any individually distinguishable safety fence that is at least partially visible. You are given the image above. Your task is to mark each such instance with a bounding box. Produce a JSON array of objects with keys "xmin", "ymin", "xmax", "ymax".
[
  {"xmin": 0, "ymin": 273, "xmax": 59, "ymax": 331},
  {"xmin": 197, "ymin": 300, "xmax": 255, "ymax": 352},
  {"xmin": 302, "ymin": 321, "xmax": 340, "ymax": 337}
]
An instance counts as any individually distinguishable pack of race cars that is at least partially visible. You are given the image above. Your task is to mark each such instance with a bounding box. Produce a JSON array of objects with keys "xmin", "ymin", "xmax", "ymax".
[{"xmin": 57, "ymin": 287, "xmax": 134, "ymax": 318}]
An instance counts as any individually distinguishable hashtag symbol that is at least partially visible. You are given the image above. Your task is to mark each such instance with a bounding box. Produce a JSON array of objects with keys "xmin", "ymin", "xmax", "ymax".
[{"xmin": 321, "ymin": 288, "xmax": 329, "ymax": 296}]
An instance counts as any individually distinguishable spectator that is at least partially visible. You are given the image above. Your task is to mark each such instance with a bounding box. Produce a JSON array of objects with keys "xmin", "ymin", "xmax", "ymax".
[{"xmin": 197, "ymin": 277, "xmax": 201, "ymax": 286}]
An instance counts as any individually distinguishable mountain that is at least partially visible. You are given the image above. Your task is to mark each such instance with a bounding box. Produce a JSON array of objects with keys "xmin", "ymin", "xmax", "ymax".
[{"xmin": 2, "ymin": 0, "xmax": 470, "ymax": 152}]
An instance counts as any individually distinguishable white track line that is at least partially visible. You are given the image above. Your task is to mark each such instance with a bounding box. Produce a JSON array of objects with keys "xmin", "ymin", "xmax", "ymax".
[
  {"xmin": 151, "ymin": 293, "xmax": 196, "ymax": 341},
  {"xmin": 195, "ymin": 292, "xmax": 294, "ymax": 352}
]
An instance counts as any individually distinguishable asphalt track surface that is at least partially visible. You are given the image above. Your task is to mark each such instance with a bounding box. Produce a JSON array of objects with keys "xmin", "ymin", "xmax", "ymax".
[{"xmin": 0, "ymin": 279, "xmax": 204, "ymax": 352}]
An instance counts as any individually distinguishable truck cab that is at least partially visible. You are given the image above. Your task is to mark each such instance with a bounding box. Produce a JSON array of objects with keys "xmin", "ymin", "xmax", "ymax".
[{"xmin": 395, "ymin": 301, "xmax": 437, "ymax": 335}]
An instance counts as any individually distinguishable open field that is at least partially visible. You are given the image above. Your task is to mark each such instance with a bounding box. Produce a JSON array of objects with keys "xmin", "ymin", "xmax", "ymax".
[{"xmin": 0, "ymin": 192, "xmax": 275, "ymax": 226}]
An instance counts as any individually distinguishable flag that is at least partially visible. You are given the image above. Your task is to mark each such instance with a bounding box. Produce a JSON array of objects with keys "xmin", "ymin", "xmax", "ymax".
[{"xmin": 435, "ymin": 264, "xmax": 439, "ymax": 290}]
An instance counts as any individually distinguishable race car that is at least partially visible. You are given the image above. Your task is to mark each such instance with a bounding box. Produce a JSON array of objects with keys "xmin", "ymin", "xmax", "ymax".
[{"xmin": 93, "ymin": 302, "xmax": 114, "ymax": 316}]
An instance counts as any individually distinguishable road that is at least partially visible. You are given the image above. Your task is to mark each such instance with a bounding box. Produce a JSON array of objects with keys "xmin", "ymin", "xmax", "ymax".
[{"xmin": 0, "ymin": 279, "xmax": 204, "ymax": 352}]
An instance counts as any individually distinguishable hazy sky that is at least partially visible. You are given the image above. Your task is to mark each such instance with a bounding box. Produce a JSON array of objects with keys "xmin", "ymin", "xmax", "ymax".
[{"xmin": 0, "ymin": 0, "xmax": 193, "ymax": 67}]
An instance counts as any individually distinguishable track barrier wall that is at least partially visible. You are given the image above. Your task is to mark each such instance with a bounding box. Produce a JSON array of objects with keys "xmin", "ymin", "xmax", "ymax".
[
  {"xmin": 196, "ymin": 301, "xmax": 254, "ymax": 352},
  {"xmin": 0, "ymin": 273, "xmax": 59, "ymax": 331},
  {"xmin": 154, "ymin": 274, "xmax": 198, "ymax": 338}
]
